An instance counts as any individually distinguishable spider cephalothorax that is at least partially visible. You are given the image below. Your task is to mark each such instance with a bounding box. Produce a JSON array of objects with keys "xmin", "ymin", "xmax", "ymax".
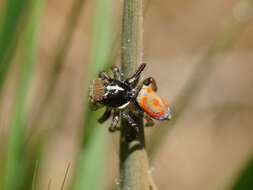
[{"xmin": 89, "ymin": 63, "xmax": 172, "ymax": 132}]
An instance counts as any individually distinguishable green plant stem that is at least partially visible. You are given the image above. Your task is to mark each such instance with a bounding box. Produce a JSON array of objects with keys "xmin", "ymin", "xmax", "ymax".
[{"xmin": 120, "ymin": 0, "xmax": 153, "ymax": 189}]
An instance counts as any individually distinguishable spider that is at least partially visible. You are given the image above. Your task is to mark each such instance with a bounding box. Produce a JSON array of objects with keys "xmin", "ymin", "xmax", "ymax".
[{"xmin": 89, "ymin": 63, "xmax": 172, "ymax": 132}]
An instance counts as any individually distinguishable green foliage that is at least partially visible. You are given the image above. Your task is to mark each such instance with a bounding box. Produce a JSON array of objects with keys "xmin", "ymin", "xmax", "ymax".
[
  {"xmin": 3, "ymin": 0, "xmax": 44, "ymax": 189},
  {"xmin": 73, "ymin": 110, "xmax": 108, "ymax": 190},
  {"xmin": 72, "ymin": 0, "xmax": 114, "ymax": 189},
  {"xmin": 0, "ymin": 0, "xmax": 30, "ymax": 90},
  {"xmin": 231, "ymin": 154, "xmax": 253, "ymax": 190},
  {"xmin": 1, "ymin": 0, "xmax": 114, "ymax": 188}
]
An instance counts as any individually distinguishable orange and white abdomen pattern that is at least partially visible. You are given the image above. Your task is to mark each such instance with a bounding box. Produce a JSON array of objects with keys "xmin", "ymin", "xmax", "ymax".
[{"xmin": 136, "ymin": 86, "xmax": 172, "ymax": 120}]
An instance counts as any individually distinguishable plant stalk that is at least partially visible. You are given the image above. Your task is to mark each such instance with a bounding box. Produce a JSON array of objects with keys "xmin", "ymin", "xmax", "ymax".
[{"xmin": 120, "ymin": 0, "xmax": 153, "ymax": 189}]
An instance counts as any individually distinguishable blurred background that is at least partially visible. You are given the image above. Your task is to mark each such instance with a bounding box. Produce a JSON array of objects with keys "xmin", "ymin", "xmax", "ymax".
[{"xmin": 0, "ymin": 0, "xmax": 253, "ymax": 189}]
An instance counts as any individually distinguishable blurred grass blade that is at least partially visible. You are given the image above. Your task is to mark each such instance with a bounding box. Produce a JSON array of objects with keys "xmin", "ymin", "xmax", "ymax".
[
  {"xmin": 4, "ymin": 0, "xmax": 44, "ymax": 189},
  {"xmin": 73, "ymin": 111, "xmax": 108, "ymax": 190},
  {"xmin": 231, "ymin": 154, "xmax": 253, "ymax": 190},
  {"xmin": 72, "ymin": 0, "xmax": 113, "ymax": 189},
  {"xmin": 0, "ymin": 0, "xmax": 30, "ymax": 90}
]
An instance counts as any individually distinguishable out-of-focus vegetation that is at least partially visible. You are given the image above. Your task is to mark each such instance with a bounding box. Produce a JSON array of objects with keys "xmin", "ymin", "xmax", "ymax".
[
  {"xmin": 0, "ymin": 0, "xmax": 114, "ymax": 189},
  {"xmin": 0, "ymin": 0, "xmax": 253, "ymax": 189},
  {"xmin": 231, "ymin": 154, "xmax": 253, "ymax": 190},
  {"xmin": 1, "ymin": 0, "xmax": 43, "ymax": 189}
]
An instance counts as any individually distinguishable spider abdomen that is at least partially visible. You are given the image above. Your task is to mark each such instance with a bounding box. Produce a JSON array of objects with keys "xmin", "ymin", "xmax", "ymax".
[{"xmin": 136, "ymin": 85, "xmax": 172, "ymax": 120}]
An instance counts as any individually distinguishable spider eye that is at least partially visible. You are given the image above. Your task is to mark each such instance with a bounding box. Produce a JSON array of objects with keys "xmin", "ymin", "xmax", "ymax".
[{"xmin": 128, "ymin": 90, "xmax": 136, "ymax": 98}]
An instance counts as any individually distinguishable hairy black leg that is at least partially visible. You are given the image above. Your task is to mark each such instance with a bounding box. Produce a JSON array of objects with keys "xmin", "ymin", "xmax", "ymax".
[
  {"xmin": 143, "ymin": 77, "xmax": 158, "ymax": 91},
  {"xmin": 121, "ymin": 112, "xmax": 137, "ymax": 127},
  {"xmin": 109, "ymin": 112, "xmax": 120, "ymax": 132},
  {"xmin": 125, "ymin": 63, "xmax": 146, "ymax": 86},
  {"xmin": 98, "ymin": 108, "xmax": 112, "ymax": 123},
  {"xmin": 112, "ymin": 66, "xmax": 122, "ymax": 81}
]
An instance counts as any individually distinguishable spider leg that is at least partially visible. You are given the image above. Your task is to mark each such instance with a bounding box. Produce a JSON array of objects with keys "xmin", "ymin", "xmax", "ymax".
[
  {"xmin": 125, "ymin": 63, "xmax": 146, "ymax": 86},
  {"xmin": 144, "ymin": 114, "xmax": 155, "ymax": 127},
  {"xmin": 112, "ymin": 65, "xmax": 123, "ymax": 81},
  {"xmin": 128, "ymin": 105, "xmax": 154, "ymax": 127},
  {"xmin": 98, "ymin": 108, "xmax": 112, "ymax": 123},
  {"xmin": 121, "ymin": 112, "xmax": 137, "ymax": 127},
  {"xmin": 99, "ymin": 71, "xmax": 111, "ymax": 82},
  {"xmin": 109, "ymin": 111, "xmax": 120, "ymax": 132},
  {"xmin": 143, "ymin": 77, "xmax": 158, "ymax": 91}
]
